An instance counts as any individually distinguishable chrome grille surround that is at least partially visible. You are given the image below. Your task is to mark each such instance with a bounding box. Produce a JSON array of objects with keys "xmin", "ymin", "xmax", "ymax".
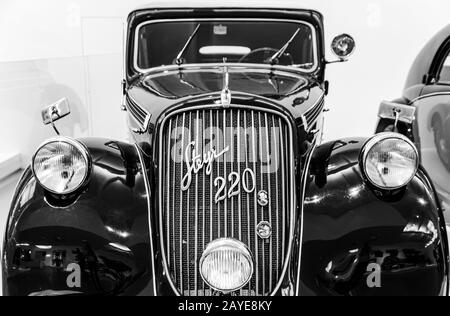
[{"xmin": 157, "ymin": 104, "xmax": 297, "ymax": 296}]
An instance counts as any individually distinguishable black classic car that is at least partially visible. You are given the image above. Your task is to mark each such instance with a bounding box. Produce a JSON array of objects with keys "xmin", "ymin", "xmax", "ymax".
[
  {"xmin": 2, "ymin": 3, "xmax": 449, "ymax": 296},
  {"xmin": 376, "ymin": 24, "xmax": 450, "ymax": 217}
]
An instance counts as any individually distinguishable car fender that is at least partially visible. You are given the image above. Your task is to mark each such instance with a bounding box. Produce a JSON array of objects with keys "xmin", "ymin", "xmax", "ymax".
[
  {"xmin": 299, "ymin": 138, "xmax": 449, "ymax": 296},
  {"xmin": 2, "ymin": 138, "xmax": 157, "ymax": 296}
]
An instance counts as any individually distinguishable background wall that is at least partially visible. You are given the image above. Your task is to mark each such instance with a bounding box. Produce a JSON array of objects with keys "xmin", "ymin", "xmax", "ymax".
[{"xmin": 0, "ymin": 0, "xmax": 449, "ymax": 167}]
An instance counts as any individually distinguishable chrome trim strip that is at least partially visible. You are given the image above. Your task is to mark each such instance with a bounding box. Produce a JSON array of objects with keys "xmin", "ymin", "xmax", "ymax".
[
  {"xmin": 194, "ymin": 110, "xmax": 199, "ymax": 294},
  {"xmin": 301, "ymin": 93, "xmax": 325, "ymax": 131},
  {"xmin": 126, "ymin": 95, "xmax": 152, "ymax": 133},
  {"xmin": 223, "ymin": 109, "xmax": 228, "ymax": 237},
  {"xmin": 303, "ymin": 92, "xmax": 325, "ymax": 117},
  {"xmin": 411, "ymin": 92, "xmax": 450, "ymax": 104},
  {"xmin": 171, "ymin": 117, "xmax": 178, "ymax": 284},
  {"xmin": 272, "ymin": 115, "xmax": 280, "ymax": 282},
  {"xmin": 186, "ymin": 112, "xmax": 191, "ymax": 296},
  {"xmin": 134, "ymin": 143, "xmax": 158, "ymax": 296},
  {"xmin": 279, "ymin": 117, "xmax": 286, "ymax": 264},
  {"xmin": 295, "ymin": 143, "xmax": 317, "ymax": 296},
  {"xmin": 251, "ymin": 110, "xmax": 259, "ymax": 295},
  {"xmin": 201, "ymin": 109, "xmax": 207, "ymax": 296},
  {"xmin": 264, "ymin": 113, "xmax": 273, "ymax": 292},
  {"xmin": 179, "ymin": 113, "xmax": 186, "ymax": 294},
  {"xmin": 166, "ymin": 119, "xmax": 172, "ymax": 269},
  {"xmin": 216, "ymin": 112, "xmax": 221, "ymax": 238},
  {"xmin": 244, "ymin": 110, "xmax": 252, "ymax": 296},
  {"xmin": 133, "ymin": 18, "xmax": 319, "ymax": 75},
  {"xmin": 258, "ymin": 112, "xmax": 265, "ymax": 295},
  {"xmin": 157, "ymin": 104, "xmax": 297, "ymax": 296}
]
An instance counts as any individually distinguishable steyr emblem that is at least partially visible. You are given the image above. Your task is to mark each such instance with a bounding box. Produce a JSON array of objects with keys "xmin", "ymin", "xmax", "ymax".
[{"xmin": 257, "ymin": 190, "xmax": 269, "ymax": 207}]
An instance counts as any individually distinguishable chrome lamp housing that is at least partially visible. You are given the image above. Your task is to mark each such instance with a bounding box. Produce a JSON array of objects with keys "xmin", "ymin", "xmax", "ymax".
[
  {"xmin": 32, "ymin": 137, "xmax": 91, "ymax": 195},
  {"xmin": 360, "ymin": 133, "xmax": 419, "ymax": 190}
]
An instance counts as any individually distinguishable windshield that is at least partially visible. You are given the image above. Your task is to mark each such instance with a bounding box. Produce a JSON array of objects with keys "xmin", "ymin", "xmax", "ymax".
[{"xmin": 135, "ymin": 19, "xmax": 317, "ymax": 72}]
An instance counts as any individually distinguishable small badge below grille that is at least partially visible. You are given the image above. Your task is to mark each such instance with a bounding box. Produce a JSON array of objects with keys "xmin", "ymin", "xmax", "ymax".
[
  {"xmin": 257, "ymin": 190, "xmax": 269, "ymax": 207},
  {"xmin": 256, "ymin": 221, "xmax": 272, "ymax": 239}
]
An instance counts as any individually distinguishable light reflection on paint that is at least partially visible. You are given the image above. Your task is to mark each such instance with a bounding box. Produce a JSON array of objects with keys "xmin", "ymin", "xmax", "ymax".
[
  {"xmin": 36, "ymin": 245, "xmax": 52, "ymax": 250},
  {"xmin": 347, "ymin": 185, "xmax": 364, "ymax": 199},
  {"xmin": 403, "ymin": 220, "xmax": 438, "ymax": 248},
  {"xmin": 109, "ymin": 242, "xmax": 131, "ymax": 253},
  {"xmin": 417, "ymin": 198, "xmax": 427, "ymax": 206},
  {"xmin": 304, "ymin": 195, "xmax": 324, "ymax": 204},
  {"xmin": 105, "ymin": 226, "xmax": 131, "ymax": 239}
]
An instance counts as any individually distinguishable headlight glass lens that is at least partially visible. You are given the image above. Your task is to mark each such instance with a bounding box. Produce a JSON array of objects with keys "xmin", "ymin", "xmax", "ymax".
[
  {"xmin": 200, "ymin": 239, "xmax": 253, "ymax": 293},
  {"xmin": 363, "ymin": 133, "xmax": 418, "ymax": 189},
  {"xmin": 33, "ymin": 139, "xmax": 90, "ymax": 195}
]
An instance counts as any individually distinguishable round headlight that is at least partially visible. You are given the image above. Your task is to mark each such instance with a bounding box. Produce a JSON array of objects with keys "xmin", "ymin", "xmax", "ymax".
[
  {"xmin": 199, "ymin": 239, "xmax": 253, "ymax": 293},
  {"xmin": 32, "ymin": 138, "xmax": 91, "ymax": 195},
  {"xmin": 361, "ymin": 133, "xmax": 419, "ymax": 190}
]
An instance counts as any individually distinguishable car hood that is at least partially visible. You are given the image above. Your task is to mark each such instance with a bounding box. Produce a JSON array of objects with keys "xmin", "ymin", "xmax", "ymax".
[
  {"xmin": 133, "ymin": 67, "xmax": 315, "ymax": 101},
  {"xmin": 127, "ymin": 67, "xmax": 326, "ymax": 133}
]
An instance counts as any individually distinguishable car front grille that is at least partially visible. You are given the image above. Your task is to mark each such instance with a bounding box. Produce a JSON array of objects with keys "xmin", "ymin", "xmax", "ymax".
[{"xmin": 158, "ymin": 105, "xmax": 295, "ymax": 296}]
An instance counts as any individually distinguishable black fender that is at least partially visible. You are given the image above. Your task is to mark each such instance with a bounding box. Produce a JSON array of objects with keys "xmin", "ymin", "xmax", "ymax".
[
  {"xmin": 2, "ymin": 138, "xmax": 156, "ymax": 296},
  {"xmin": 299, "ymin": 138, "xmax": 449, "ymax": 296}
]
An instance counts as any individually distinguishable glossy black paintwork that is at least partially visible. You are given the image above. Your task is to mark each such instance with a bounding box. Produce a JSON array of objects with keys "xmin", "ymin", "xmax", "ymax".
[
  {"xmin": 300, "ymin": 138, "xmax": 448, "ymax": 296},
  {"xmin": 2, "ymin": 139, "xmax": 156, "ymax": 296},
  {"xmin": 3, "ymin": 6, "xmax": 449, "ymax": 296}
]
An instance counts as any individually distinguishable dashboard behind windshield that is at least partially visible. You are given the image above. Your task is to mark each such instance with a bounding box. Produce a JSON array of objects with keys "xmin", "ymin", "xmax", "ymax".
[{"xmin": 134, "ymin": 19, "xmax": 317, "ymax": 72}]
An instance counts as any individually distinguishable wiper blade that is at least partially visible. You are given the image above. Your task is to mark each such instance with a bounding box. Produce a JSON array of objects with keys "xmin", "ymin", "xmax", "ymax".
[
  {"xmin": 175, "ymin": 24, "xmax": 201, "ymax": 66},
  {"xmin": 267, "ymin": 28, "xmax": 302, "ymax": 65}
]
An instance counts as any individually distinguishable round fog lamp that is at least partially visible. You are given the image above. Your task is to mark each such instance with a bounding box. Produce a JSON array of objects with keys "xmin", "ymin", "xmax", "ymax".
[
  {"xmin": 361, "ymin": 133, "xmax": 419, "ymax": 190},
  {"xmin": 199, "ymin": 238, "xmax": 253, "ymax": 293},
  {"xmin": 32, "ymin": 137, "xmax": 91, "ymax": 195}
]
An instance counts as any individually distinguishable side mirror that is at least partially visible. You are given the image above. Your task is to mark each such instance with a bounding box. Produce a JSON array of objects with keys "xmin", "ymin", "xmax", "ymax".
[
  {"xmin": 331, "ymin": 34, "xmax": 356, "ymax": 61},
  {"xmin": 41, "ymin": 98, "xmax": 70, "ymax": 135}
]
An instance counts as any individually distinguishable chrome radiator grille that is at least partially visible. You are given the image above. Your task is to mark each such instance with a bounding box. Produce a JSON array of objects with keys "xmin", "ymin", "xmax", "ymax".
[{"xmin": 159, "ymin": 106, "xmax": 294, "ymax": 296}]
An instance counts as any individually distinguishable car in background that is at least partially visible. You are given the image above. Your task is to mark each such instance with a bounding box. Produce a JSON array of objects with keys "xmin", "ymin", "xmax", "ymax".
[{"xmin": 376, "ymin": 24, "xmax": 450, "ymax": 214}]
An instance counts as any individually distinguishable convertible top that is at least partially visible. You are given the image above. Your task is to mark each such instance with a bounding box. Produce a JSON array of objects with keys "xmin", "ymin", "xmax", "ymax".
[{"xmin": 133, "ymin": 0, "xmax": 315, "ymax": 12}]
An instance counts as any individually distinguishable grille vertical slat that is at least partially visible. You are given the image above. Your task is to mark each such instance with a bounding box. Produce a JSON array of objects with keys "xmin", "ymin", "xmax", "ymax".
[
  {"xmin": 252, "ymin": 111, "xmax": 260, "ymax": 296},
  {"xmin": 201, "ymin": 110, "xmax": 206, "ymax": 296},
  {"xmin": 264, "ymin": 113, "xmax": 273, "ymax": 292},
  {"xmin": 223, "ymin": 109, "xmax": 228, "ymax": 238},
  {"xmin": 194, "ymin": 111, "xmax": 199, "ymax": 294},
  {"xmin": 243, "ymin": 110, "xmax": 252, "ymax": 296},
  {"xmin": 272, "ymin": 115, "xmax": 280, "ymax": 281},
  {"xmin": 279, "ymin": 117, "xmax": 286, "ymax": 265},
  {"xmin": 161, "ymin": 106, "xmax": 293, "ymax": 296},
  {"xmin": 171, "ymin": 117, "xmax": 178, "ymax": 285},
  {"xmin": 179, "ymin": 113, "xmax": 186, "ymax": 293},
  {"xmin": 166, "ymin": 119, "xmax": 172, "ymax": 269}
]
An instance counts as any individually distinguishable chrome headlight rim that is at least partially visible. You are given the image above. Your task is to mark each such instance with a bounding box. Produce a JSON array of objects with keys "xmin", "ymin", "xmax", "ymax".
[
  {"xmin": 360, "ymin": 132, "xmax": 419, "ymax": 190},
  {"xmin": 199, "ymin": 238, "xmax": 254, "ymax": 293},
  {"xmin": 32, "ymin": 137, "xmax": 92, "ymax": 195}
]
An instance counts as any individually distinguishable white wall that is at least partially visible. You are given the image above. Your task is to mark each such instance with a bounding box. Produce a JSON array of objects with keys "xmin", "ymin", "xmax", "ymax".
[{"xmin": 0, "ymin": 0, "xmax": 449, "ymax": 167}]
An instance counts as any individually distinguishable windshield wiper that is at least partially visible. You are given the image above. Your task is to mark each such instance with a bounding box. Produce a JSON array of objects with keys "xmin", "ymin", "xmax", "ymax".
[
  {"xmin": 175, "ymin": 24, "xmax": 201, "ymax": 66},
  {"xmin": 267, "ymin": 27, "xmax": 302, "ymax": 65}
]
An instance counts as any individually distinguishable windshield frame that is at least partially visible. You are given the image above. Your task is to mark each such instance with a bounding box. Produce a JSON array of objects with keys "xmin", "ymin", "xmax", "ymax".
[{"xmin": 133, "ymin": 18, "xmax": 319, "ymax": 74}]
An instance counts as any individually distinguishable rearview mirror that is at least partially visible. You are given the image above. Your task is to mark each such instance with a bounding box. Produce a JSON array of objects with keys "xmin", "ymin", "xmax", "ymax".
[
  {"xmin": 41, "ymin": 98, "xmax": 71, "ymax": 125},
  {"xmin": 331, "ymin": 34, "xmax": 356, "ymax": 61}
]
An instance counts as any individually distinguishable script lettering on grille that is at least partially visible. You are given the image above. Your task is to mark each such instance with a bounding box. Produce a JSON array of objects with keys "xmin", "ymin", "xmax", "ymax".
[{"xmin": 181, "ymin": 141, "xmax": 230, "ymax": 191}]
